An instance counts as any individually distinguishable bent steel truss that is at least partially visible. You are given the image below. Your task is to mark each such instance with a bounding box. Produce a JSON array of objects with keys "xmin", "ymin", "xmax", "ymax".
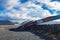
[
  {"xmin": 36, "ymin": 15, "xmax": 60, "ymax": 24},
  {"xmin": 22, "ymin": 15, "xmax": 60, "ymax": 27}
]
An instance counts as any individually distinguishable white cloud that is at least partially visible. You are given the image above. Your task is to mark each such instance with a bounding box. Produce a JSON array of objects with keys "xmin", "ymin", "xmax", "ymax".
[
  {"xmin": 46, "ymin": 2, "xmax": 60, "ymax": 10},
  {"xmin": 5, "ymin": 0, "xmax": 51, "ymax": 19},
  {"xmin": 2, "ymin": 0, "xmax": 59, "ymax": 24},
  {"xmin": 36, "ymin": 0, "xmax": 60, "ymax": 10},
  {"xmin": 6, "ymin": 0, "xmax": 20, "ymax": 10}
]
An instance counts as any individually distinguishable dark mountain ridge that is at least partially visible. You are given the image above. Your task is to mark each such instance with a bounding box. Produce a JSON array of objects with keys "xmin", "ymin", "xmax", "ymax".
[{"xmin": 0, "ymin": 20, "xmax": 14, "ymax": 25}]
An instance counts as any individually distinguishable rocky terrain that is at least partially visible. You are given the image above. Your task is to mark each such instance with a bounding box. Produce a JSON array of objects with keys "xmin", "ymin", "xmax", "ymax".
[{"xmin": 0, "ymin": 24, "xmax": 60, "ymax": 40}]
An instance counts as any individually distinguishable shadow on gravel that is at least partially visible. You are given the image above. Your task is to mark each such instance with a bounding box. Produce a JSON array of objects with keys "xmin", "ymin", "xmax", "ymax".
[{"xmin": 9, "ymin": 26, "xmax": 55, "ymax": 40}]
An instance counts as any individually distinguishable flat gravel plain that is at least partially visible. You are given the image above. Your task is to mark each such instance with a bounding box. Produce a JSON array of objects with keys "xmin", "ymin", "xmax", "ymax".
[{"xmin": 0, "ymin": 28, "xmax": 55, "ymax": 40}]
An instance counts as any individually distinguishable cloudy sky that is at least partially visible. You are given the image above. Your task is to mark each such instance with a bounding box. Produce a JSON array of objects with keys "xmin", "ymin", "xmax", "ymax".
[{"xmin": 0, "ymin": 0, "xmax": 60, "ymax": 23}]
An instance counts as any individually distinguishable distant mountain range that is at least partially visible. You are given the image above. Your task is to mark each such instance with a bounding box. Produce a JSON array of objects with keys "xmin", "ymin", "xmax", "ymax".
[
  {"xmin": 0, "ymin": 19, "xmax": 60, "ymax": 25},
  {"xmin": 0, "ymin": 20, "xmax": 14, "ymax": 25}
]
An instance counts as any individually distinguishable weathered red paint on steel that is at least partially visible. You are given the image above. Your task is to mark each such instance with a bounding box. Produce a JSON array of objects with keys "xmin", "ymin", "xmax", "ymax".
[
  {"xmin": 25, "ymin": 21, "xmax": 32, "ymax": 27},
  {"xmin": 44, "ymin": 17, "xmax": 50, "ymax": 21},
  {"xmin": 23, "ymin": 15, "xmax": 60, "ymax": 29},
  {"xmin": 24, "ymin": 21, "xmax": 33, "ymax": 30}
]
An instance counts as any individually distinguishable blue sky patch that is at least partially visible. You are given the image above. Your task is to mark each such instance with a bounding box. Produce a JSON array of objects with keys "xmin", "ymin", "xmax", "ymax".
[
  {"xmin": 41, "ymin": 4, "xmax": 55, "ymax": 14},
  {"xmin": 0, "ymin": 0, "xmax": 7, "ymax": 5},
  {"xmin": 42, "ymin": 4, "xmax": 49, "ymax": 10},
  {"xmin": 20, "ymin": 0, "xmax": 28, "ymax": 3},
  {"xmin": 34, "ymin": 1, "xmax": 40, "ymax": 5},
  {"xmin": 0, "ymin": 0, "xmax": 7, "ymax": 12},
  {"xmin": 49, "ymin": 9, "xmax": 55, "ymax": 14},
  {"xmin": 13, "ymin": 6, "xmax": 20, "ymax": 10},
  {"xmin": 51, "ymin": 0, "xmax": 60, "ymax": 2},
  {"xmin": 0, "ymin": 7, "xmax": 6, "ymax": 11},
  {"xmin": 56, "ymin": 11, "xmax": 60, "ymax": 14}
]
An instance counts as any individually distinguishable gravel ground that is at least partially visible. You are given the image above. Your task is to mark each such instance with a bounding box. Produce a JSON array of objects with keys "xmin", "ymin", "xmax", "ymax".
[{"xmin": 0, "ymin": 28, "xmax": 55, "ymax": 40}]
